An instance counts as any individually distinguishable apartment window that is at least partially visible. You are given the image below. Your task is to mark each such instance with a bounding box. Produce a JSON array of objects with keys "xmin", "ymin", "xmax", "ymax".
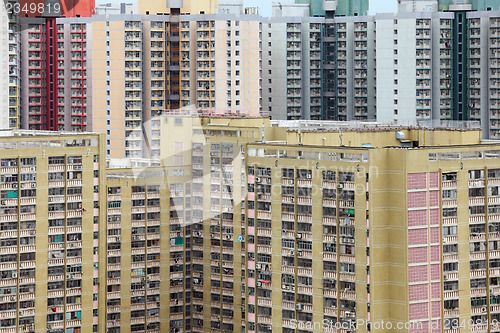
[
  {"xmin": 235, "ymin": 50, "xmax": 240, "ymax": 56},
  {"xmin": 268, "ymin": 88, "xmax": 272, "ymax": 93},
  {"xmin": 268, "ymin": 60, "xmax": 271, "ymax": 65},
  {"xmin": 236, "ymin": 80, "xmax": 240, "ymax": 86},
  {"xmin": 236, "ymin": 91, "xmax": 240, "ymax": 96},
  {"xmin": 236, "ymin": 101, "xmax": 240, "ymax": 106},
  {"xmin": 268, "ymin": 70, "xmax": 271, "ymax": 74},
  {"xmin": 394, "ymin": 59, "xmax": 398, "ymax": 65},
  {"xmin": 394, "ymin": 49, "xmax": 398, "ymax": 55},
  {"xmin": 394, "ymin": 79, "xmax": 398, "ymax": 85},
  {"xmin": 394, "ymin": 100, "xmax": 398, "ymax": 105},
  {"xmin": 107, "ymin": 61, "xmax": 110, "ymax": 66},
  {"xmin": 394, "ymin": 29, "xmax": 397, "ymax": 34},
  {"xmin": 235, "ymin": 31, "xmax": 239, "ymax": 36},
  {"xmin": 106, "ymin": 41, "xmax": 109, "ymax": 46},
  {"xmin": 106, "ymin": 31, "xmax": 109, "ymax": 36},
  {"xmin": 107, "ymin": 51, "xmax": 110, "ymax": 56},
  {"xmin": 236, "ymin": 61, "xmax": 240, "ymax": 66},
  {"xmin": 268, "ymin": 42, "xmax": 271, "ymax": 46},
  {"xmin": 235, "ymin": 41, "xmax": 239, "ymax": 46},
  {"xmin": 394, "ymin": 70, "xmax": 398, "ymax": 75},
  {"xmin": 394, "ymin": 39, "xmax": 398, "ymax": 45}
]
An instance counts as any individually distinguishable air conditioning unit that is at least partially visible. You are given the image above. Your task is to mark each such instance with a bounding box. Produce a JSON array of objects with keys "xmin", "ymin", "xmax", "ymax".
[
  {"xmin": 67, "ymin": 274, "xmax": 74, "ymax": 279},
  {"xmin": 226, "ymin": 235, "xmax": 231, "ymax": 240},
  {"xmin": 337, "ymin": 184, "xmax": 343, "ymax": 189},
  {"xmin": 291, "ymin": 285, "xmax": 295, "ymax": 291},
  {"xmin": 12, "ymin": 184, "xmax": 17, "ymax": 188},
  {"xmin": 289, "ymin": 250, "xmax": 294, "ymax": 256},
  {"xmin": 12, "ymin": 273, "xmax": 17, "ymax": 278},
  {"xmin": 285, "ymin": 285, "xmax": 290, "ymax": 290},
  {"xmin": 29, "ymin": 167, "xmax": 35, "ymax": 172},
  {"xmin": 296, "ymin": 303, "xmax": 304, "ymax": 311},
  {"xmin": 116, "ymin": 237, "xmax": 121, "ymax": 242},
  {"xmin": 10, "ymin": 296, "xmax": 15, "ymax": 301},
  {"xmin": 482, "ymin": 306, "xmax": 487, "ymax": 313},
  {"xmin": 31, "ymin": 183, "xmax": 36, "ymax": 188},
  {"xmin": 346, "ymin": 311, "xmax": 355, "ymax": 318},
  {"xmin": 443, "ymin": 274, "xmax": 448, "ymax": 280},
  {"xmin": 256, "ymin": 281, "xmax": 262, "ymax": 287},
  {"xmin": 296, "ymin": 233, "xmax": 302, "ymax": 239},
  {"xmin": 0, "ymin": 200, "xmax": 5, "ymax": 205},
  {"xmin": 256, "ymin": 264, "xmax": 262, "ymax": 270},
  {"xmin": 255, "ymin": 177, "xmax": 261, "ymax": 183},
  {"xmin": 297, "ymin": 251, "xmax": 303, "ymax": 256},
  {"xmin": 306, "ymin": 174, "xmax": 311, "ymax": 179},
  {"xmin": 282, "ymin": 229, "xmax": 287, "ymax": 234},
  {"xmin": 282, "ymin": 284, "xmax": 287, "ymax": 290},
  {"xmin": 20, "ymin": 183, "xmax": 25, "ymax": 189}
]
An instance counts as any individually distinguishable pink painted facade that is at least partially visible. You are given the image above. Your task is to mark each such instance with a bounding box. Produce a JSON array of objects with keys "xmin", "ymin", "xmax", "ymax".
[{"xmin": 407, "ymin": 172, "xmax": 442, "ymax": 328}]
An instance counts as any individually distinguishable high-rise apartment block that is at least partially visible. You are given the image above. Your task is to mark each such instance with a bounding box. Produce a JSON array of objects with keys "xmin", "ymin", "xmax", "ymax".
[
  {"xmin": 263, "ymin": 6, "xmax": 324, "ymax": 120},
  {"xmin": 0, "ymin": 118, "xmax": 500, "ymax": 333},
  {"xmin": 5, "ymin": 119, "xmax": 500, "ymax": 333},
  {"xmin": 0, "ymin": 130, "xmax": 104, "ymax": 333}
]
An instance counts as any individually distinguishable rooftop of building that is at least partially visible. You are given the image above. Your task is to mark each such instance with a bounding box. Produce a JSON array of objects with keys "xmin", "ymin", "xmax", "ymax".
[
  {"xmin": 271, "ymin": 119, "xmax": 482, "ymax": 132},
  {"xmin": 0, "ymin": 129, "xmax": 100, "ymax": 137}
]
